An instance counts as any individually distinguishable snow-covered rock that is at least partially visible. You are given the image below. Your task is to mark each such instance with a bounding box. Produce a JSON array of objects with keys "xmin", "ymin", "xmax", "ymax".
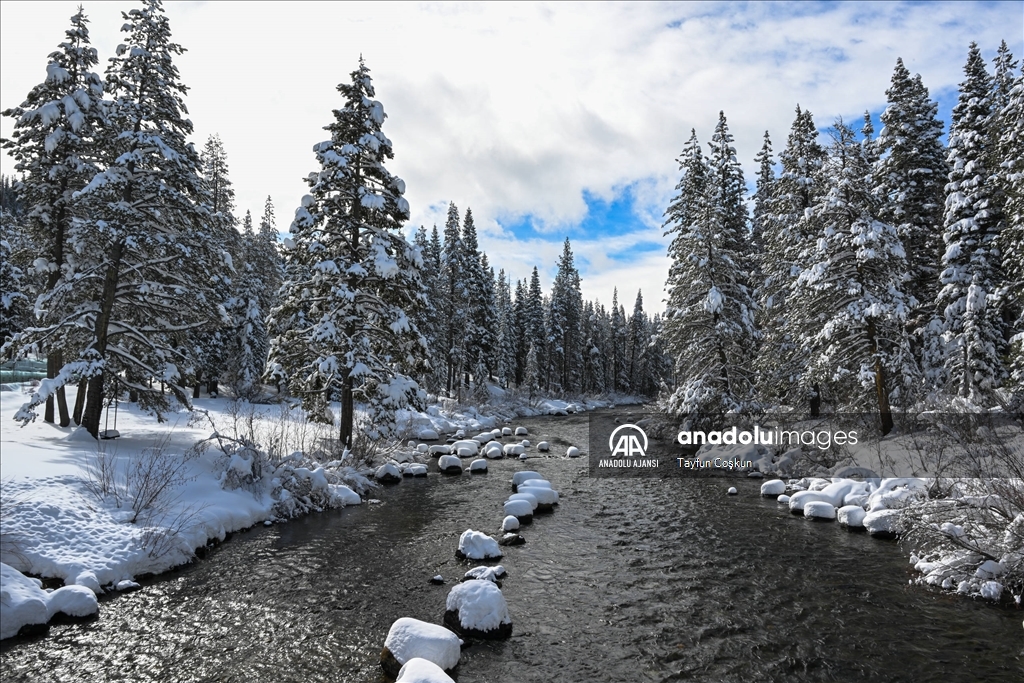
[
  {"xmin": 451, "ymin": 440, "xmax": 479, "ymax": 457},
  {"xmin": 499, "ymin": 533, "xmax": 525, "ymax": 546},
  {"xmin": 375, "ymin": 463, "xmax": 402, "ymax": 484},
  {"xmin": 444, "ymin": 579, "xmax": 513, "ymax": 639},
  {"xmin": 469, "ymin": 459, "xmax": 487, "ymax": 473},
  {"xmin": 517, "ymin": 486, "xmax": 558, "ymax": 509},
  {"xmin": 975, "ymin": 560, "xmax": 1004, "ymax": 580},
  {"xmin": 484, "ymin": 444, "xmax": 504, "ymax": 459},
  {"xmin": 472, "ymin": 432, "xmax": 494, "ymax": 444},
  {"xmin": 515, "ymin": 427, "xmax": 528, "ymax": 436},
  {"xmin": 980, "ymin": 580, "xmax": 1003, "ymax": 601},
  {"xmin": 520, "ymin": 440, "xmax": 530, "ymax": 448},
  {"xmin": 417, "ymin": 429, "xmax": 440, "ymax": 441},
  {"xmin": 537, "ymin": 441, "xmax": 550, "ymax": 452},
  {"xmin": 760, "ymin": 479, "xmax": 786, "ymax": 497},
  {"xmin": 863, "ymin": 509, "xmax": 901, "ymax": 538},
  {"xmin": 503, "ymin": 499, "xmax": 533, "ymax": 522},
  {"xmin": 428, "ymin": 445, "xmax": 450, "ymax": 456},
  {"xmin": 380, "ymin": 617, "xmax": 461, "ymax": 679},
  {"xmin": 503, "ymin": 444, "xmax": 525, "ymax": 457},
  {"xmin": 501, "ymin": 427, "xmax": 513, "ymax": 436},
  {"xmin": 804, "ymin": 501, "xmax": 836, "ymax": 521},
  {"xmin": 511, "ymin": 471, "xmax": 542, "ymax": 492},
  {"xmin": 519, "ymin": 479, "xmax": 551, "ymax": 489},
  {"xmin": 1, "ymin": 563, "xmax": 99, "ymax": 640},
  {"xmin": 463, "ymin": 565, "xmax": 507, "ymax": 584},
  {"xmin": 777, "ymin": 494, "xmax": 791, "ymax": 504},
  {"xmin": 416, "ymin": 443, "xmax": 429, "ymax": 454},
  {"xmin": 837, "ymin": 505, "xmax": 866, "ymax": 529},
  {"xmin": 866, "ymin": 478, "xmax": 928, "ymax": 511},
  {"xmin": 727, "ymin": 487, "xmax": 738, "ymax": 495},
  {"xmin": 507, "ymin": 493, "xmax": 539, "ymax": 510},
  {"xmin": 395, "ymin": 657, "xmax": 456, "ymax": 683},
  {"xmin": 501, "ymin": 515, "xmax": 520, "ymax": 532},
  {"xmin": 406, "ymin": 464, "xmax": 428, "ymax": 478},
  {"xmin": 438, "ymin": 455, "xmax": 463, "ymax": 474},
  {"xmin": 456, "ymin": 529, "xmax": 502, "ymax": 561},
  {"xmin": 566, "ymin": 446, "xmax": 580, "ymax": 458}
]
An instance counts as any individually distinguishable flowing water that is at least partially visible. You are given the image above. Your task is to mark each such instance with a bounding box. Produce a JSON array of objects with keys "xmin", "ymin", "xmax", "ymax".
[{"xmin": 2, "ymin": 410, "xmax": 1022, "ymax": 682}]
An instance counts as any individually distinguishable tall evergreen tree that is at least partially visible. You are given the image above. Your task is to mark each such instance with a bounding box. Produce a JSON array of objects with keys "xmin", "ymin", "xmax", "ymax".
[
  {"xmin": 873, "ymin": 58, "xmax": 948, "ymax": 324},
  {"xmin": 938, "ymin": 43, "xmax": 1006, "ymax": 401},
  {"xmin": 609, "ymin": 287, "xmax": 628, "ymax": 392},
  {"xmin": 1, "ymin": 7, "xmax": 105, "ymax": 427},
  {"xmin": 526, "ymin": 267, "xmax": 546, "ymax": 388},
  {"xmin": 793, "ymin": 120, "xmax": 915, "ymax": 433},
  {"xmin": 440, "ymin": 202, "xmax": 467, "ymax": 397},
  {"xmin": 756, "ymin": 105, "xmax": 827, "ymax": 409},
  {"xmin": 267, "ymin": 59, "xmax": 424, "ymax": 446},
  {"xmin": 663, "ymin": 115, "xmax": 758, "ymax": 415},
  {"xmin": 750, "ymin": 130, "xmax": 775, "ymax": 289},
  {"xmin": 997, "ymin": 64, "xmax": 1024, "ymax": 394},
  {"xmin": 548, "ymin": 238, "xmax": 583, "ymax": 392}
]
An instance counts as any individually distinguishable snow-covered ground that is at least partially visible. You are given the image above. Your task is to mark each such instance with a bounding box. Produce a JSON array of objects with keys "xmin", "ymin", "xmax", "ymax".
[{"xmin": 0, "ymin": 380, "xmax": 630, "ymax": 639}]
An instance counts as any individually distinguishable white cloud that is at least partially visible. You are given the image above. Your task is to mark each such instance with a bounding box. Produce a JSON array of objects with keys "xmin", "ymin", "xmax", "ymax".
[{"xmin": 2, "ymin": 1, "xmax": 1020, "ymax": 311}]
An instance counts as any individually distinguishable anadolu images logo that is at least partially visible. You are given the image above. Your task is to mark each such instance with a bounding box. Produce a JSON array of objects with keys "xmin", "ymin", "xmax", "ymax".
[{"xmin": 608, "ymin": 423, "xmax": 649, "ymax": 457}]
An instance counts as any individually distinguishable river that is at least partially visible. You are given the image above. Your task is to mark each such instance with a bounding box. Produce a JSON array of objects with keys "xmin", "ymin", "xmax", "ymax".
[{"xmin": 1, "ymin": 410, "xmax": 1021, "ymax": 682}]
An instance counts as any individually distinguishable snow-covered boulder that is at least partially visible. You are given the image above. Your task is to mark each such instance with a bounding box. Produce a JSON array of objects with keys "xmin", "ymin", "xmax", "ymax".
[
  {"xmin": 395, "ymin": 657, "xmax": 456, "ymax": 683},
  {"xmin": 406, "ymin": 464, "xmax": 428, "ymax": 478},
  {"xmin": 507, "ymin": 493, "xmax": 538, "ymax": 511},
  {"xmin": 501, "ymin": 427, "xmax": 513, "ymax": 436},
  {"xmin": 0, "ymin": 563, "xmax": 99, "ymax": 640},
  {"xmin": 438, "ymin": 455, "xmax": 463, "ymax": 475},
  {"xmin": 519, "ymin": 479, "xmax": 552, "ymax": 489},
  {"xmin": 760, "ymin": 479, "xmax": 786, "ymax": 497},
  {"xmin": 463, "ymin": 565, "xmax": 507, "ymax": 584},
  {"xmin": 417, "ymin": 429, "xmax": 440, "ymax": 441},
  {"xmin": 428, "ymin": 445, "xmax": 450, "ymax": 457},
  {"xmin": 863, "ymin": 509, "xmax": 901, "ymax": 539},
  {"xmin": 376, "ymin": 463, "xmax": 402, "ymax": 484},
  {"xmin": 499, "ymin": 533, "xmax": 525, "ymax": 546},
  {"xmin": 837, "ymin": 505, "xmax": 866, "ymax": 529},
  {"xmin": 456, "ymin": 529, "xmax": 502, "ymax": 561},
  {"xmin": 484, "ymin": 444, "xmax": 504, "ymax": 459},
  {"xmin": 511, "ymin": 471, "xmax": 542, "ymax": 492},
  {"xmin": 777, "ymin": 494, "xmax": 791, "ymax": 504},
  {"xmin": 515, "ymin": 427, "xmax": 528, "ymax": 436},
  {"xmin": 501, "ymin": 515, "xmax": 520, "ymax": 532},
  {"xmin": 444, "ymin": 580, "xmax": 513, "ymax": 639},
  {"xmin": 503, "ymin": 499, "xmax": 533, "ymax": 523},
  {"xmin": 520, "ymin": 440, "xmax": 531, "ymax": 448},
  {"xmin": 380, "ymin": 618, "xmax": 461, "ymax": 679},
  {"xmin": 537, "ymin": 441, "xmax": 550, "ymax": 452},
  {"xmin": 727, "ymin": 487, "xmax": 738, "ymax": 495},
  {"xmin": 517, "ymin": 486, "xmax": 558, "ymax": 510},
  {"xmin": 503, "ymin": 444, "xmax": 525, "ymax": 457},
  {"xmin": 566, "ymin": 446, "xmax": 580, "ymax": 458},
  {"xmin": 451, "ymin": 440, "xmax": 479, "ymax": 457},
  {"xmin": 416, "ymin": 443, "xmax": 429, "ymax": 454},
  {"xmin": 866, "ymin": 478, "xmax": 928, "ymax": 511},
  {"xmin": 804, "ymin": 501, "xmax": 836, "ymax": 521},
  {"xmin": 469, "ymin": 459, "xmax": 487, "ymax": 473},
  {"xmin": 472, "ymin": 432, "xmax": 494, "ymax": 444}
]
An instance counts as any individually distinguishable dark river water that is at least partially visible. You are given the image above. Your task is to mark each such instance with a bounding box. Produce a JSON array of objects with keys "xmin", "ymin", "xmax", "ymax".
[{"xmin": 2, "ymin": 411, "xmax": 1022, "ymax": 682}]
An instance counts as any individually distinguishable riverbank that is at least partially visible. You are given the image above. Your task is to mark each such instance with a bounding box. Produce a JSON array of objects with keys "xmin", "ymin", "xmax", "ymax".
[
  {"xmin": 2, "ymin": 410, "xmax": 1020, "ymax": 681},
  {"xmin": 0, "ymin": 382, "xmax": 634, "ymax": 639}
]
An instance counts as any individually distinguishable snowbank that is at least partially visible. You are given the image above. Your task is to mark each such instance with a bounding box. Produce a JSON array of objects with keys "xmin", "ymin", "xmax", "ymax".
[{"xmin": 0, "ymin": 562, "xmax": 99, "ymax": 639}]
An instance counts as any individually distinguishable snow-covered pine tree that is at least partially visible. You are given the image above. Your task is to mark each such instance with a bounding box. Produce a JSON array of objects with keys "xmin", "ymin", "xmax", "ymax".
[
  {"xmin": 227, "ymin": 210, "xmax": 269, "ymax": 397},
  {"xmin": 192, "ymin": 133, "xmax": 241, "ymax": 398},
  {"xmin": 478, "ymin": 251, "xmax": 499, "ymax": 380},
  {"xmin": 662, "ymin": 114, "xmax": 758, "ymax": 415},
  {"xmin": 548, "ymin": 238, "xmax": 583, "ymax": 393},
  {"xmin": 12, "ymin": 0, "xmax": 218, "ymax": 436},
  {"xmin": 268, "ymin": 58, "xmax": 424, "ymax": 446},
  {"xmin": 411, "ymin": 225, "xmax": 440, "ymax": 393},
  {"xmin": 750, "ymin": 130, "xmax": 774, "ymax": 288},
  {"xmin": 580, "ymin": 299, "xmax": 605, "ymax": 393},
  {"xmin": 793, "ymin": 120, "xmax": 915, "ymax": 433},
  {"xmin": 495, "ymin": 269, "xmax": 517, "ymax": 388},
  {"xmin": 627, "ymin": 290, "xmax": 651, "ymax": 396},
  {"xmin": 512, "ymin": 278, "xmax": 528, "ymax": 385},
  {"xmin": 873, "ymin": 58, "xmax": 948, "ymax": 328},
  {"xmin": 256, "ymin": 195, "xmax": 283, "ymax": 311},
  {"xmin": 1, "ymin": 7, "xmax": 105, "ymax": 426},
  {"xmin": 997, "ymin": 64, "xmax": 1024, "ymax": 394},
  {"xmin": 439, "ymin": 203, "xmax": 468, "ymax": 397},
  {"xmin": 609, "ymin": 287, "xmax": 628, "ymax": 392},
  {"xmin": 756, "ymin": 105, "xmax": 827, "ymax": 410},
  {"xmin": 526, "ymin": 267, "xmax": 547, "ymax": 389},
  {"xmin": 460, "ymin": 208, "xmax": 492, "ymax": 381},
  {"xmin": 938, "ymin": 43, "xmax": 1007, "ymax": 402}
]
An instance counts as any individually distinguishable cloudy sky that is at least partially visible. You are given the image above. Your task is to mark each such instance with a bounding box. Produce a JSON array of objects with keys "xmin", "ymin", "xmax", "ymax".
[{"xmin": 1, "ymin": 1, "xmax": 1021, "ymax": 311}]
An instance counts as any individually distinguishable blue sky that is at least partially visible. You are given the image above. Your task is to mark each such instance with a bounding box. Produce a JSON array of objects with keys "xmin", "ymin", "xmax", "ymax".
[{"xmin": 1, "ymin": 1, "xmax": 1021, "ymax": 310}]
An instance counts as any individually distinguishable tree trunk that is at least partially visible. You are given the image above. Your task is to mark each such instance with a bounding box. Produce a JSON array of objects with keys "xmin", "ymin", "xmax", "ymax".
[
  {"xmin": 340, "ymin": 373, "xmax": 354, "ymax": 450},
  {"xmin": 72, "ymin": 378, "xmax": 87, "ymax": 425},
  {"xmin": 866, "ymin": 321, "xmax": 893, "ymax": 436},
  {"xmin": 809, "ymin": 383, "xmax": 821, "ymax": 418},
  {"xmin": 193, "ymin": 368, "xmax": 202, "ymax": 399},
  {"xmin": 45, "ymin": 354, "xmax": 55, "ymax": 424},
  {"xmin": 82, "ymin": 241, "xmax": 124, "ymax": 438},
  {"xmin": 54, "ymin": 350, "xmax": 70, "ymax": 427}
]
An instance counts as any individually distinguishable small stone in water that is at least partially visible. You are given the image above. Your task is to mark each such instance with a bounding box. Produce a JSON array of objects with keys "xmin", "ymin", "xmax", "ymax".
[
  {"xmin": 727, "ymin": 487, "xmax": 738, "ymax": 495},
  {"xmin": 430, "ymin": 575, "xmax": 445, "ymax": 585}
]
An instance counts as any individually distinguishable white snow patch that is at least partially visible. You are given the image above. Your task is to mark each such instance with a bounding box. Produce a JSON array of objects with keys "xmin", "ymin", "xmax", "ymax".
[{"xmin": 384, "ymin": 617, "xmax": 461, "ymax": 672}]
